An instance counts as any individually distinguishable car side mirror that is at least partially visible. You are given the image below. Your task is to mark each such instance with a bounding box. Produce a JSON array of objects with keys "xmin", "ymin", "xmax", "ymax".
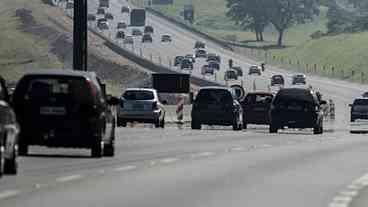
[
  {"xmin": 320, "ymin": 100, "xmax": 327, "ymax": 105},
  {"xmin": 106, "ymin": 95, "xmax": 120, "ymax": 105},
  {"xmin": 349, "ymin": 104, "xmax": 353, "ymax": 107}
]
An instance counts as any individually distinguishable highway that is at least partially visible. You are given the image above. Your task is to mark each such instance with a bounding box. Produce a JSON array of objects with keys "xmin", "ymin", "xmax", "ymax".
[{"xmin": 1, "ymin": 0, "xmax": 368, "ymax": 206}]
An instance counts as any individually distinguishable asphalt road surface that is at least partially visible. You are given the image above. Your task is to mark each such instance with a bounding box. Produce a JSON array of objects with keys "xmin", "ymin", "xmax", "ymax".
[{"xmin": 1, "ymin": 0, "xmax": 368, "ymax": 206}]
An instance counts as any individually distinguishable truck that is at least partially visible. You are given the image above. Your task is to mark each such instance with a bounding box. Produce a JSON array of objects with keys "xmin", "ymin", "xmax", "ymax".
[
  {"xmin": 99, "ymin": 0, "xmax": 109, "ymax": 8},
  {"xmin": 130, "ymin": 9, "xmax": 146, "ymax": 27}
]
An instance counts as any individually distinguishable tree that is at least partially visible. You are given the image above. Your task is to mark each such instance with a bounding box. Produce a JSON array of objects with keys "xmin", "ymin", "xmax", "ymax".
[
  {"xmin": 226, "ymin": 0, "xmax": 269, "ymax": 41},
  {"xmin": 265, "ymin": 0, "xmax": 320, "ymax": 46}
]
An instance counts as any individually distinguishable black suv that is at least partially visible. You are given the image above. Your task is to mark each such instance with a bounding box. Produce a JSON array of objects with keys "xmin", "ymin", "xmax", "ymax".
[
  {"xmin": 142, "ymin": 34, "xmax": 153, "ymax": 43},
  {"xmin": 271, "ymin": 75, "xmax": 285, "ymax": 86},
  {"xmin": 0, "ymin": 76, "xmax": 19, "ymax": 176},
  {"xmin": 350, "ymin": 98, "xmax": 368, "ymax": 122},
  {"xmin": 269, "ymin": 88, "xmax": 324, "ymax": 134},
  {"xmin": 241, "ymin": 92, "xmax": 273, "ymax": 129},
  {"xmin": 144, "ymin": 26, "xmax": 154, "ymax": 34},
  {"xmin": 12, "ymin": 70, "xmax": 119, "ymax": 158},
  {"xmin": 191, "ymin": 87, "xmax": 243, "ymax": 130}
]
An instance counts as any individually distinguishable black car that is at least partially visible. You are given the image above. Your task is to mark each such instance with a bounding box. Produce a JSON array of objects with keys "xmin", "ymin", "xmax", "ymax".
[
  {"xmin": 12, "ymin": 70, "xmax": 119, "ymax": 157},
  {"xmin": 292, "ymin": 74, "xmax": 307, "ymax": 85},
  {"xmin": 195, "ymin": 49, "xmax": 207, "ymax": 58},
  {"xmin": 0, "ymin": 76, "xmax": 19, "ymax": 176},
  {"xmin": 231, "ymin": 66, "xmax": 243, "ymax": 77},
  {"xmin": 142, "ymin": 34, "xmax": 153, "ymax": 43},
  {"xmin": 121, "ymin": 6, "xmax": 130, "ymax": 13},
  {"xmin": 174, "ymin": 56, "xmax": 184, "ymax": 66},
  {"xmin": 117, "ymin": 22, "xmax": 127, "ymax": 29},
  {"xmin": 191, "ymin": 87, "xmax": 243, "ymax": 130},
  {"xmin": 208, "ymin": 61, "xmax": 220, "ymax": 71},
  {"xmin": 350, "ymin": 98, "xmax": 368, "ymax": 122},
  {"xmin": 116, "ymin": 31, "xmax": 125, "ymax": 39},
  {"xmin": 144, "ymin": 26, "xmax": 154, "ymax": 34},
  {"xmin": 97, "ymin": 18, "xmax": 109, "ymax": 30},
  {"xmin": 105, "ymin": 12, "xmax": 114, "ymax": 20},
  {"xmin": 161, "ymin": 35, "xmax": 172, "ymax": 42},
  {"xmin": 206, "ymin": 54, "xmax": 221, "ymax": 63},
  {"xmin": 97, "ymin": 8, "xmax": 105, "ymax": 15},
  {"xmin": 180, "ymin": 58, "xmax": 194, "ymax": 70},
  {"xmin": 224, "ymin": 70, "xmax": 238, "ymax": 81},
  {"xmin": 269, "ymin": 88, "xmax": 324, "ymax": 134},
  {"xmin": 241, "ymin": 92, "xmax": 273, "ymax": 129},
  {"xmin": 132, "ymin": 29, "xmax": 143, "ymax": 36},
  {"xmin": 271, "ymin": 75, "xmax": 285, "ymax": 86},
  {"xmin": 87, "ymin": 14, "xmax": 96, "ymax": 21},
  {"xmin": 194, "ymin": 41, "xmax": 205, "ymax": 49}
]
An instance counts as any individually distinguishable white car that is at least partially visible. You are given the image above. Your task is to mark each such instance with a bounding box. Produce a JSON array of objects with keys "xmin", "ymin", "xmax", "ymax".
[{"xmin": 117, "ymin": 88, "xmax": 166, "ymax": 128}]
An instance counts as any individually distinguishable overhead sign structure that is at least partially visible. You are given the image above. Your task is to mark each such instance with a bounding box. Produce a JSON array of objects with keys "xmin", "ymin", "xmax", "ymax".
[
  {"xmin": 152, "ymin": 73, "xmax": 190, "ymax": 93},
  {"xmin": 130, "ymin": 9, "xmax": 146, "ymax": 27}
]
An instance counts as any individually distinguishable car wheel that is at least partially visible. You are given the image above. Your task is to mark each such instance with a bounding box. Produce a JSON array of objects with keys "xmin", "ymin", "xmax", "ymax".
[
  {"xmin": 18, "ymin": 143, "xmax": 28, "ymax": 156},
  {"xmin": 269, "ymin": 123, "xmax": 278, "ymax": 133},
  {"xmin": 91, "ymin": 133, "xmax": 104, "ymax": 158},
  {"xmin": 117, "ymin": 118, "xmax": 127, "ymax": 127},
  {"xmin": 243, "ymin": 121, "xmax": 247, "ymax": 130},
  {"xmin": 314, "ymin": 121, "xmax": 323, "ymax": 135},
  {"xmin": 103, "ymin": 142, "xmax": 115, "ymax": 157},
  {"xmin": 154, "ymin": 119, "xmax": 161, "ymax": 128},
  {"xmin": 4, "ymin": 151, "xmax": 18, "ymax": 175},
  {"xmin": 0, "ymin": 146, "xmax": 4, "ymax": 178},
  {"xmin": 191, "ymin": 120, "xmax": 201, "ymax": 130},
  {"xmin": 160, "ymin": 118, "xmax": 165, "ymax": 128},
  {"xmin": 233, "ymin": 116, "xmax": 241, "ymax": 131}
]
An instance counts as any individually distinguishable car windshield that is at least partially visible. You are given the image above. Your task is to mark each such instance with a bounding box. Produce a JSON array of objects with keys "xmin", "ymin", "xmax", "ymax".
[{"xmin": 123, "ymin": 90, "xmax": 154, "ymax": 100}]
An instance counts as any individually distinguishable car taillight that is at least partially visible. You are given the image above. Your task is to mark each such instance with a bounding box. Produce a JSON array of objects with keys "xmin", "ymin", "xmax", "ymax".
[
  {"xmin": 86, "ymin": 79, "xmax": 97, "ymax": 97},
  {"xmin": 152, "ymin": 102, "xmax": 158, "ymax": 110}
]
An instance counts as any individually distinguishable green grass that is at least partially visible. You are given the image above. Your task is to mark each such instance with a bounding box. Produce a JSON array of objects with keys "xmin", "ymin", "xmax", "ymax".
[{"xmin": 0, "ymin": 0, "xmax": 62, "ymax": 82}]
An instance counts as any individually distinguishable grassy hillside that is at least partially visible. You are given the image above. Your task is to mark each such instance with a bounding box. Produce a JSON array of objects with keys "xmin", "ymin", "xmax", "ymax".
[
  {"xmin": 0, "ymin": 0, "xmax": 63, "ymax": 81},
  {"xmin": 151, "ymin": 0, "xmax": 368, "ymax": 82}
]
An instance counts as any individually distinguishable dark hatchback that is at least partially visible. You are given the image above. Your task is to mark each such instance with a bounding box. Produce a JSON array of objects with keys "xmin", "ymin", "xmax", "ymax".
[
  {"xmin": 241, "ymin": 92, "xmax": 273, "ymax": 129},
  {"xmin": 271, "ymin": 75, "xmax": 285, "ymax": 86},
  {"xmin": 0, "ymin": 76, "xmax": 19, "ymax": 176},
  {"xmin": 12, "ymin": 70, "xmax": 119, "ymax": 157},
  {"xmin": 350, "ymin": 98, "xmax": 368, "ymax": 122},
  {"xmin": 269, "ymin": 88, "xmax": 324, "ymax": 134},
  {"xmin": 191, "ymin": 87, "xmax": 243, "ymax": 130}
]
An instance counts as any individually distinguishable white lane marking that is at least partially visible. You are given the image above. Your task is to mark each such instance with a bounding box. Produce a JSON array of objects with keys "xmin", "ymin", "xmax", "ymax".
[
  {"xmin": 259, "ymin": 144, "xmax": 273, "ymax": 148},
  {"xmin": 192, "ymin": 152, "xmax": 215, "ymax": 158},
  {"xmin": 229, "ymin": 147, "xmax": 245, "ymax": 152},
  {"xmin": 56, "ymin": 174, "xmax": 83, "ymax": 183},
  {"xmin": 160, "ymin": 158, "xmax": 179, "ymax": 164},
  {"xmin": 328, "ymin": 173, "xmax": 368, "ymax": 207},
  {"xmin": 114, "ymin": 165, "xmax": 137, "ymax": 172},
  {"xmin": 0, "ymin": 190, "xmax": 20, "ymax": 200}
]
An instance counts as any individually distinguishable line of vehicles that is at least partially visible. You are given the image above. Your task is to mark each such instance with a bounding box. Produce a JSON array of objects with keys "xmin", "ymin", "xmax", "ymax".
[{"xmin": 90, "ymin": 4, "xmax": 172, "ymax": 45}]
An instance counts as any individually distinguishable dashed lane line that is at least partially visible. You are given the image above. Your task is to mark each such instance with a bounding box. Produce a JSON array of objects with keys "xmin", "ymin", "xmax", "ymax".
[
  {"xmin": 329, "ymin": 173, "xmax": 368, "ymax": 207},
  {"xmin": 160, "ymin": 158, "xmax": 180, "ymax": 164},
  {"xmin": 114, "ymin": 165, "xmax": 137, "ymax": 172},
  {"xmin": 56, "ymin": 174, "xmax": 83, "ymax": 183},
  {"xmin": 0, "ymin": 190, "xmax": 20, "ymax": 200}
]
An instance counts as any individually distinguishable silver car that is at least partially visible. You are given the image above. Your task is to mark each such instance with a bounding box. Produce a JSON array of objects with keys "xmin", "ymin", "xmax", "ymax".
[{"xmin": 117, "ymin": 88, "xmax": 166, "ymax": 128}]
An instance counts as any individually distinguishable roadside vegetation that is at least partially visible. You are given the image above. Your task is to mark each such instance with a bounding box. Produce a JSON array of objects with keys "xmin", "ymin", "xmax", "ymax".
[{"xmin": 152, "ymin": 0, "xmax": 368, "ymax": 82}]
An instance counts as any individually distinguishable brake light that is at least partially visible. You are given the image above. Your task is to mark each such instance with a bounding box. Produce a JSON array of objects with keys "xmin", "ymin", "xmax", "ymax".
[
  {"xmin": 152, "ymin": 102, "xmax": 158, "ymax": 110},
  {"xmin": 86, "ymin": 79, "xmax": 97, "ymax": 97}
]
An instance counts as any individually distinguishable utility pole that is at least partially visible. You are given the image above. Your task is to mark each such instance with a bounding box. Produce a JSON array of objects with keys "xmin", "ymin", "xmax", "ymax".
[{"xmin": 73, "ymin": 0, "xmax": 88, "ymax": 71}]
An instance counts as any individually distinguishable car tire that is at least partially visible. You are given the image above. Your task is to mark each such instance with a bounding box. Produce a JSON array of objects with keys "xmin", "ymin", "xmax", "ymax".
[
  {"xmin": 232, "ymin": 116, "xmax": 241, "ymax": 131},
  {"xmin": 91, "ymin": 134, "xmax": 103, "ymax": 158},
  {"xmin": 103, "ymin": 142, "xmax": 115, "ymax": 157},
  {"xmin": 154, "ymin": 119, "xmax": 161, "ymax": 128},
  {"xmin": 191, "ymin": 120, "xmax": 201, "ymax": 130},
  {"xmin": 160, "ymin": 118, "xmax": 165, "ymax": 129},
  {"xmin": 4, "ymin": 153, "xmax": 17, "ymax": 175},
  {"xmin": 117, "ymin": 118, "xmax": 127, "ymax": 127},
  {"xmin": 314, "ymin": 121, "xmax": 323, "ymax": 135},
  {"xmin": 243, "ymin": 122, "xmax": 247, "ymax": 130},
  {"xmin": 269, "ymin": 123, "xmax": 278, "ymax": 133},
  {"xmin": 18, "ymin": 143, "xmax": 28, "ymax": 156},
  {"xmin": 0, "ymin": 146, "xmax": 4, "ymax": 178}
]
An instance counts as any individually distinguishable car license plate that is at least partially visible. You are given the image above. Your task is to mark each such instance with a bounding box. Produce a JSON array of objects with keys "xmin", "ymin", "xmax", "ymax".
[{"xmin": 40, "ymin": 107, "xmax": 66, "ymax": 115}]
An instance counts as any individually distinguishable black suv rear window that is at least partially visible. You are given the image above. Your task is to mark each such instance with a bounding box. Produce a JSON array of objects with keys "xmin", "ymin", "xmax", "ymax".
[
  {"xmin": 123, "ymin": 91, "xmax": 154, "ymax": 100},
  {"xmin": 244, "ymin": 94, "xmax": 273, "ymax": 104},
  {"xmin": 196, "ymin": 89, "xmax": 233, "ymax": 104},
  {"xmin": 353, "ymin": 99, "xmax": 368, "ymax": 112}
]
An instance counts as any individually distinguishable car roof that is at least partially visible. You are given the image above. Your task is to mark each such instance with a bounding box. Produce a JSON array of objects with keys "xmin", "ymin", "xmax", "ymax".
[{"xmin": 22, "ymin": 69, "xmax": 97, "ymax": 79}]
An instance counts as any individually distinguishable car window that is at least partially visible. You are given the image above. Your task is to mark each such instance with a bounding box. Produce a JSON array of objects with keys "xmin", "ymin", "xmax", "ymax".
[
  {"xmin": 353, "ymin": 99, "xmax": 368, "ymax": 111},
  {"xmin": 196, "ymin": 89, "xmax": 233, "ymax": 104},
  {"xmin": 123, "ymin": 91, "xmax": 154, "ymax": 100}
]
